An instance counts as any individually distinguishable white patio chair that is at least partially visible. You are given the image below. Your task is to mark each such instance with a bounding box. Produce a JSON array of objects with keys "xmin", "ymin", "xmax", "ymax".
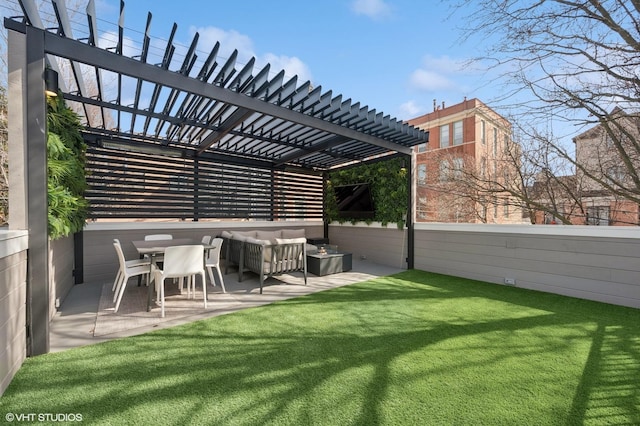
[
  {"xmin": 112, "ymin": 238, "xmax": 151, "ymax": 291},
  {"xmin": 144, "ymin": 234, "xmax": 173, "ymax": 241},
  {"xmin": 205, "ymin": 237, "xmax": 226, "ymax": 293},
  {"xmin": 154, "ymin": 245, "xmax": 206, "ymax": 318},
  {"xmin": 112, "ymin": 240, "xmax": 152, "ymax": 312},
  {"xmin": 179, "ymin": 236, "xmax": 212, "ymax": 296},
  {"xmin": 143, "ymin": 234, "xmax": 173, "ymax": 264}
]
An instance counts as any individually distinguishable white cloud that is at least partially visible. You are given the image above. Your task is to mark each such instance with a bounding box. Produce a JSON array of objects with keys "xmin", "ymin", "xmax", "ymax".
[
  {"xmin": 190, "ymin": 25, "xmax": 312, "ymax": 84},
  {"xmin": 398, "ymin": 100, "xmax": 425, "ymax": 119},
  {"xmin": 409, "ymin": 69, "xmax": 456, "ymax": 91},
  {"xmin": 261, "ymin": 53, "xmax": 313, "ymax": 84},
  {"xmin": 408, "ymin": 55, "xmax": 468, "ymax": 92},
  {"xmin": 351, "ymin": 0, "xmax": 392, "ymax": 20},
  {"xmin": 191, "ymin": 26, "xmax": 255, "ymax": 65}
]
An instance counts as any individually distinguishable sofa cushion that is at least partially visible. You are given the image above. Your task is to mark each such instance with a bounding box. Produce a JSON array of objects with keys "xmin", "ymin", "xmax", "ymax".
[
  {"xmin": 275, "ymin": 237, "xmax": 307, "ymax": 244},
  {"xmin": 256, "ymin": 230, "xmax": 282, "ymax": 241},
  {"xmin": 281, "ymin": 229, "xmax": 306, "ymax": 239},
  {"xmin": 231, "ymin": 230, "xmax": 258, "ymax": 241}
]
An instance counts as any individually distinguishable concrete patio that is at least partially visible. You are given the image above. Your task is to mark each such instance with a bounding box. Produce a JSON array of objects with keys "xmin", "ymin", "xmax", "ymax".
[{"xmin": 50, "ymin": 257, "xmax": 403, "ymax": 352}]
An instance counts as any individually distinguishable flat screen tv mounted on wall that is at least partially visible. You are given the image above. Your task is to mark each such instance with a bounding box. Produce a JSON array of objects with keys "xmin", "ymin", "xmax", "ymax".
[{"xmin": 333, "ymin": 183, "xmax": 375, "ymax": 219}]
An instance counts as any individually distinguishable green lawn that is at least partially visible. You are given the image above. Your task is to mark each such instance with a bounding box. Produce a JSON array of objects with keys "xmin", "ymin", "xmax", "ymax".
[{"xmin": 2, "ymin": 270, "xmax": 639, "ymax": 425}]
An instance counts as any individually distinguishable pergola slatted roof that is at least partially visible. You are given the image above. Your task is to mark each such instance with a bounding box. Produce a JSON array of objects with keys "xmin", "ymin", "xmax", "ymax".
[{"xmin": 8, "ymin": 0, "xmax": 428, "ymax": 172}]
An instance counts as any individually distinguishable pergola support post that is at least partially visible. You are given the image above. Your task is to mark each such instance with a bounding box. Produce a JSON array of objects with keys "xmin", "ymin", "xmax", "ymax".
[
  {"xmin": 8, "ymin": 25, "xmax": 50, "ymax": 355},
  {"xmin": 406, "ymin": 154, "xmax": 414, "ymax": 269}
]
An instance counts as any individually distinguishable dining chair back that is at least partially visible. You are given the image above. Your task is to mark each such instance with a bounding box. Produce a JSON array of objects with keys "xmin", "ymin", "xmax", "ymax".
[
  {"xmin": 145, "ymin": 234, "xmax": 173, "ymax": 241},
  {"xmin": 112, "ymin": 239, "xmax": 151, "ymax": 312},
  {"xmin": 154, "ymin": 245, "xmax": 206, "ymax": 317},
  {"xmin": 143, "ymin": 234, "xmax": 173, "ymax": 264},
  {"xmin": 205, "ymin": 237, "xmax": 226, "ymax": 293}
]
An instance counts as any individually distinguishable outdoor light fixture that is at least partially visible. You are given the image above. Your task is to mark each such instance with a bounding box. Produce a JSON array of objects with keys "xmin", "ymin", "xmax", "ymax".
[{"xmin": 44, "ymin": 68, "xmax": 59, "ymax": 97}]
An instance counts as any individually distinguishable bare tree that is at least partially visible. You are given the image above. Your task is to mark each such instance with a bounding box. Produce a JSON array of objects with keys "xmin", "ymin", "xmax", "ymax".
[{"xmin": 454, "ymin": 0, "xmax": 640, "ymax": 213}]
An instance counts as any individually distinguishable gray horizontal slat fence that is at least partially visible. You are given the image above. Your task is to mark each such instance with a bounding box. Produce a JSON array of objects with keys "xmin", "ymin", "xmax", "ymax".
[
  {"xmin": 413, "ymin": 224, "xmax": 640, "ymax": 309},
  {"xmin": 85, "ymin": 145, "xmax": 323, "ymax": 220}
]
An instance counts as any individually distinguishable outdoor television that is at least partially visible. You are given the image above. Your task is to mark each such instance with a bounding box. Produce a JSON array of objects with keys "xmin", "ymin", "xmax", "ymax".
[{"xmin": 333, "ymin": 183, "xmax": 375, "ymax": 219}]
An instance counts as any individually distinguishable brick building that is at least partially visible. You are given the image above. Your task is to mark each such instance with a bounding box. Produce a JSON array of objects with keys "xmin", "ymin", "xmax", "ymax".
[{"xmin": 408, "ymin": 98, "xmax": 523, "ymax": 223}]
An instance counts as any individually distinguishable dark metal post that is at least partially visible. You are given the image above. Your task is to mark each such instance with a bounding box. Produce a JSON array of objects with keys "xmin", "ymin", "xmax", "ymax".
[
  {"xmin": 406, "ymin": 155, "xmax": 414, "ymax": 269},
  {"xmin": 73, "ymin": 232, "xmax": 84, "ymax": 284},
  {"xmin": 323, "ymin": 172, "xmax": 329, "ymax": 239},
  {"xmin": 193, "ymin": 157, "xmax": 199, "ymax": 221}
]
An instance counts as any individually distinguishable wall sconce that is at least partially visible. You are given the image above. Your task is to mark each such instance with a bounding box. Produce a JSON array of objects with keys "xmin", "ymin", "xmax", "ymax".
[{"xmin": 44, "ymin": 68, "xmax": 59, "ymax": 97}]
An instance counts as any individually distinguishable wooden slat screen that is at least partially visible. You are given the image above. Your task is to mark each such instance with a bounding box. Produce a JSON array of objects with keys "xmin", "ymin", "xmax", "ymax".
[{"xmin": 85, "ymin": 145, "xmax": 324, "ymax": 220}]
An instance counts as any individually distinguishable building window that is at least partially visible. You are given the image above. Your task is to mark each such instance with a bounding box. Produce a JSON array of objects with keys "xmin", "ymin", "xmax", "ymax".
[
  {"xmin": 607, "ymin": 166, "xmax": 626, "ymax": 182},
  {"xmin": 452, "ymin": 157, "xmax": 463, "ymax": 179},
  {"xmin": 587, "ymin": 206, "xmax": 610, "ymax": 226},
  {"xmin": 481, "ymin": 120, "xmax": 486, "ymax": 145},
  {"xmin": 417, "ymin": 196, "xmax": 428, "ymax": 219},
  {"xmin": 493, "ymin": 128, "xmax": 498, "ymax": 155},
  {"xmin": 440, "ymin": 124, "xmax": 449, "ymax": 148},
  {"xmin": 503, "ymin": 199, "xmax": 509, "ymax": 218},
  {"xmin": 439, "ymin": 160, "xmax": 449, "ymax": 181},
  {"xmin": 453, "ymin": 120, "xmax": 463, "ymax": 145},
  {"xmin": 417, "ymin": 143, "xmax": 427, "ymax": 153},
  {"xmin": 480, "ymin": 157, "xmax": 486, "ymax": 177},
  {"xmin": 417, "ymin": 163, "xmax": 427, "ymax": 186}
]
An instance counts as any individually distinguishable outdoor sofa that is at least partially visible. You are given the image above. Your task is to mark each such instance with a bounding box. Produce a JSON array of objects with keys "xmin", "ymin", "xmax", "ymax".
[{"xmin": 220, "ymin": 229, "xmax": 317, "ymax": 293}]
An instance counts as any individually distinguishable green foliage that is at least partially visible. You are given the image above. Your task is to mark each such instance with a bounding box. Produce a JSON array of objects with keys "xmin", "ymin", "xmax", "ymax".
[
  {"xmin": 326, "ymin": 157, "xmax": 409, "ymax": 228},
  {"xmin": 46, "ymin": 93, "xmax": 88, "ymax": 239}
]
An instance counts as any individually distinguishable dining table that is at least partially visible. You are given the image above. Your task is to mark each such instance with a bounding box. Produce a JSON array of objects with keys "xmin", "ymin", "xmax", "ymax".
[{"xmin": 131, "ymin": 238, "xmax": 216, "ymax": 312}]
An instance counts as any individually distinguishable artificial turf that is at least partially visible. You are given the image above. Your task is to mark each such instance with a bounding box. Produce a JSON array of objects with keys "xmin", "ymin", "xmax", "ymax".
[{"xmin": 1, "ymin": 270, "xmax": 639, "ymax": 425}]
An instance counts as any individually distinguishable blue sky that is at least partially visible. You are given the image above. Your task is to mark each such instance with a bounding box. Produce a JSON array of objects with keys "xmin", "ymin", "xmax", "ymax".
[{"xmin": 89, "ymin": 0, "xmax": 490, "ymax": 121}]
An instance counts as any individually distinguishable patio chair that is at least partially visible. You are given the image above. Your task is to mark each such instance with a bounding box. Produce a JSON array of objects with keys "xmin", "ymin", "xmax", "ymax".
[
  {"xmin": 154, "ymin": 245, "xmax": 207, "ymax": 318},
  {"xmin": 205, "ymin": 237, "xmax": 226, "ymax": 293},
  {"xmin": 144, "ymin": 234, "xmax": 173, "ymax": 241},
  {"xmin": 112, "ymin": 240, "xmax": 152, "ymax": 312},
  {"xmin": 143, "ymin": 234, "xmax": 173, "ymax": 264},
  {"xmin": 179, "ymin": 236, "xmax": 213, "ymax": 296}
]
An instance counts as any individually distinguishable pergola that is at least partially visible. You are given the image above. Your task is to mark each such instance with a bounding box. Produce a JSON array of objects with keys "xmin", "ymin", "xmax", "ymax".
[{"xmin": 5, "ymin": 0, "xmax": 428, "ymax": 354}]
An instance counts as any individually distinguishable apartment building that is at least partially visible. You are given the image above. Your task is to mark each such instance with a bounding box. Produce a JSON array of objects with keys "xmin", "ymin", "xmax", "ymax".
[
  {"xmin": 408, "ymin": 98, "xmax": 522, "ymax": 223},
  {"xmin": 571, "ymin": 108, "xmax": 640, "ymax": 226}
]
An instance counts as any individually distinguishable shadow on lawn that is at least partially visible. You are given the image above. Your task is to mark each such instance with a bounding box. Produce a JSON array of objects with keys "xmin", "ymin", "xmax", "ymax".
[{"xmin": 2, "ymin": 271, "xmax": 639, "ymax": 424}]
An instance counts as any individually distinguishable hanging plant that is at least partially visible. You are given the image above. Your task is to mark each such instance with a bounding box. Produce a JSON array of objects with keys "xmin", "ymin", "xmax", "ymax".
[
  {"xmin": 47, "ymin": 93, "xmax": 88, "ymax": 239},
  {"xmin": 326, "ymin": 157, "xmax": 408, "ymax": 229}
]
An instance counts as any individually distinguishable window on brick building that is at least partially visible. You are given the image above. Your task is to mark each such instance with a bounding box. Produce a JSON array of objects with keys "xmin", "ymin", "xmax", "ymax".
[
  {"xmin": 440, "ymin": 124, "xmax": 449, "ymax": 148},
  {"xmin": 587, "ymin": 206, "xmax": 610, "ymax": 226},
  {"xmin": 453, "ymin": 121, "xmax": 463, "ymax": 145},
  {"xmin": 417, "ymin": 164, "xmax": 427, "ymax": 186}
]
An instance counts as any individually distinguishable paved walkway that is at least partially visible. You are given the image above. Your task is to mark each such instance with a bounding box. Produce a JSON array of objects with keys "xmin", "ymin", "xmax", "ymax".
[{"xmin": 50, "ymin": 259, "xmax": 402, "ymax": 352}]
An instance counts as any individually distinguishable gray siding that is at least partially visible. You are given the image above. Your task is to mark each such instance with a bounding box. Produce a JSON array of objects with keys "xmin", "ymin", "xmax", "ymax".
[
  {"xmin": 328, "ymin": 223, "xmax": 408, "ymax": 269},
  {"xmin": 0, "ymin": 231, "xmax": 28, "ymax": 396},
  {"xmin": 414, "ymin": 224, "xmax": 640, "ymax": 309}
]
